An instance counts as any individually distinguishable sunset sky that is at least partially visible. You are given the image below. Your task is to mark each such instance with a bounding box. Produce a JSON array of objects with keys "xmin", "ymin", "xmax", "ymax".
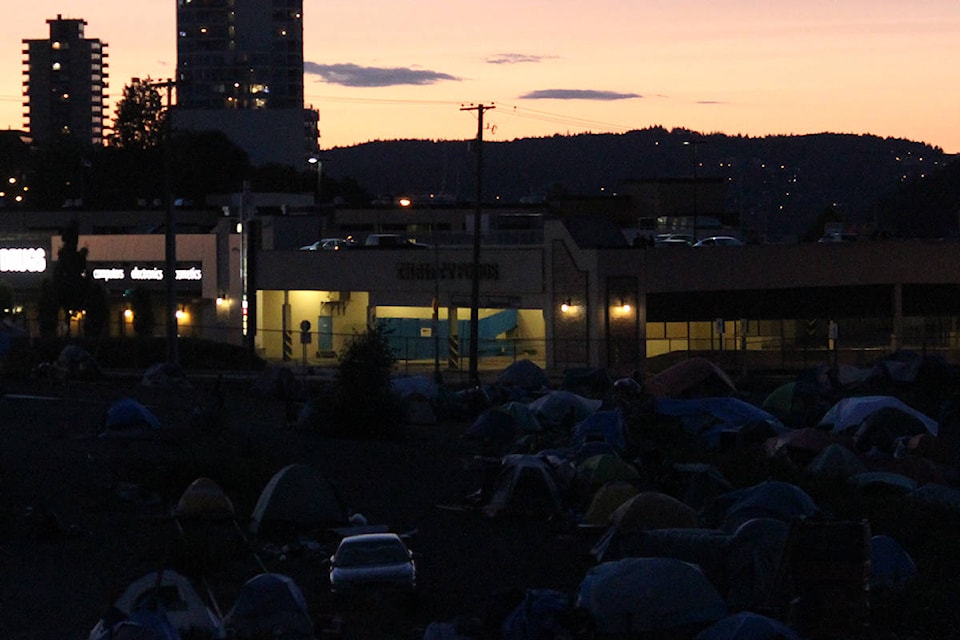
[{"xmin": 2, "ymin": 0, "xmax": 959, "ymax": 152}]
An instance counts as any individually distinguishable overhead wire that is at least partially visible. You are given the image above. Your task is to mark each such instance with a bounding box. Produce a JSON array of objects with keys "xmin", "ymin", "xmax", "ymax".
[{"xmin": 305, "ymin": 93, "xmax": 637, "ymax": 136}]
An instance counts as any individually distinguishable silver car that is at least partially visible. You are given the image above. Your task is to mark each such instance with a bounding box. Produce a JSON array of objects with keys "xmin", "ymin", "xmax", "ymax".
[{"xmin": 328, "ymin": 533, "xmax": 417, "ymax": 596}]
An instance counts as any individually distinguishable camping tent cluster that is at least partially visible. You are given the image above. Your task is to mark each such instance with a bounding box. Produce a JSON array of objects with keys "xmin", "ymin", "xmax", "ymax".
[
  {"xmin": 88, "ymin": 464, "xmax": 351, "ymax": 640},
  {"xmin": 426, "ymin": 353, "xmax": 956, "ymax": 638}
]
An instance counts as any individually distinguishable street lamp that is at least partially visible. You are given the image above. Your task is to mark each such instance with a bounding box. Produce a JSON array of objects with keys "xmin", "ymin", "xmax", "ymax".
[{"xmin": 683, "ymin": 139, "xmax": 703, "ymax": 242}]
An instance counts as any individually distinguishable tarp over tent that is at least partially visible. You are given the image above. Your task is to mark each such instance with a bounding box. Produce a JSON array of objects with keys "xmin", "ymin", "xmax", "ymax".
[
  {"xmin": 577, "ymin": 557, "xmax": 727, "ymax": 636},
  {"xmin": 222, "ymin": 573, "xmax": 314, "ymax": 640},
  {"xmin": 645, "ymin": 357, "xmax": 736, "ymax": 399},
  {"xmin": 501, "ymin": 589, "xmax": 575, "ymax": 640},
  {"xmin": 571, "ymin": 409, "xmax": 626, "ymax": 451},
  {"xmin": 527, "ymin": 391, "xmax": 601, "ymax": 430},
  {"xmin": 818, "ymin": 395, "xmax": 939, "ymax": 436},
  {"xmin": 249, "ymin": 464, "xmax": 348, "ymax": 536},
  {"xmin": 654, "ymin": 397, "xmax": 787, "ymax": 449}
]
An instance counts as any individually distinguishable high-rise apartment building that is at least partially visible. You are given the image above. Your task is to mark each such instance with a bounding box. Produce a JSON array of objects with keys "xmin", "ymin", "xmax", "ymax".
[
  {"xmin": 175, "ymin": 0, "xmax": 318, "ymax": 168},
  {"xmin": 22, "ymin": 15, "xmax": 109, "ymax": 146}
]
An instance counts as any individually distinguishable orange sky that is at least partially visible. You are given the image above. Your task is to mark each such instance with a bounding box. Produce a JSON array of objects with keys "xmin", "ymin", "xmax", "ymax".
[{"xmin": 2, "ymin": 0, "xmax": 958, "ymax": 152}]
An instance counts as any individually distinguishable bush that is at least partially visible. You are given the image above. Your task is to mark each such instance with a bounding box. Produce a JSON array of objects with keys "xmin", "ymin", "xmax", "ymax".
[{"xmin": 308, "ymin": 323, "xmax": 405, "ymax": 438}]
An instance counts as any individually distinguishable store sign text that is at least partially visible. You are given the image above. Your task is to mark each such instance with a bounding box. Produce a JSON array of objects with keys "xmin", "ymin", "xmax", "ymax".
[
  {"xmin": 397, "ymin": 262, "xmax": 499, "ymax": 281},
  {"xmin": 0, "ymin": 247, "xmax": 47, "ymax": 273},
  {"xmin": 91, "ymin": 266, "xmax": 203, "ymax": 282}
]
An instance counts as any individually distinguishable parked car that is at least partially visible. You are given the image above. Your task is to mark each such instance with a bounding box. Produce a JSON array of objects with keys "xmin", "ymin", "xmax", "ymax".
[
  {"xmin": 299, "ymin": 237, "xmax": 357, "ymax": 251},
  {"xmin": 327, "ymin": 533, "xmax": 417, "ymax": 596},
  {"xmin": 692, "ymin": 235, "xmax": 745, "ymax": 247},
  {"xmin": 363, "ymin": 233, "xmax": 430, "ymax": 249},
  {"xmin": 654, "ymin": 233, "xmax": 694, "ymax": 247}
]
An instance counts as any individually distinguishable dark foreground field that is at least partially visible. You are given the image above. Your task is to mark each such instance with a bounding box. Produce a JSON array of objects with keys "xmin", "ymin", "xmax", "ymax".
[
  {"xmin": 0, "ymin": 373, "xmax": 593, "ymax": 640},
  {"xmin": 2, "ymin": 371, "xmax": 960, "ymax": 640}
]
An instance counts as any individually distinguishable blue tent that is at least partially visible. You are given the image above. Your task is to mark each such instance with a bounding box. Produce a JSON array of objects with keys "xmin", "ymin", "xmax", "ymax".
[
  {"xmin": 501, "ymin": 589, "xmax": 573, "ymax": 640},
  {"xmin": 527, "ymin": 391, "xmax": 602, "ymax": 429},
  {"xmin": 870, "ymin": 534, "xmax": 917, "ymax": 589},
  {"xmin": 695, "ymin": 612, "xmax": 802, "ymax": 640},
  {"xmin": 223, "ymin": 573, "xmax": 313, "ymax": 640},
  {"xmin": 105, "ymin": 397, "xmax": 161, "ymax": 430},
  {"xmin": 464, "ymin": 407, "xmax": 518, "ymax": 443},
  {"xmin": 654, "ymin": 397, "xmax": 787, "ymax": 448},
  {"xmin": 711, "ymin": 480, "xmax": 818, "ymax": 531},
  {"xmin": 571, "ymin": 409, "xmax": 626, "ymax": 450},
  {"xmin": 577, "ymin": 557, "xmax": 727, "ymax": 635}
]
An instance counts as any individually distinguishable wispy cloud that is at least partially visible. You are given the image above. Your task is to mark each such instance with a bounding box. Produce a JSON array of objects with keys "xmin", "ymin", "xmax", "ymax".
[
  {"xmin": 519, "ymin": 89, "xmax": 642, "ymax": 101},
  {"xmin": 696, "ymin": 100, "xmax": 725, "ymax": 105},
  {"xmin": 305, "ymin": 63, "xmax": 460, "ymax": 87},
  {"xmin": 486, "ymin": 53, "xmax": 554, "ymax": 65}
]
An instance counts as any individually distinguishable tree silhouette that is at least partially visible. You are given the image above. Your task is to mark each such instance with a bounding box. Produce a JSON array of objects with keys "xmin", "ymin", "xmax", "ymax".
[
  {"xmin": 53, "ymin": 220, "xmax": 90, "ymax": 335},
  {"xmin": 112, "ymin": 77, "xmax": 167, "ymax": 150}
]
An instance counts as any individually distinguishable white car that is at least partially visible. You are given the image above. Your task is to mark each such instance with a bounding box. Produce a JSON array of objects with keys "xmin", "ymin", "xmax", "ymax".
[
  {"xmin": 299, "ymin": 237, "xmax": 357, "ymax": 251},
  {"xmin": 692, "ymin": 235, "xmax": 745, "ymax": 247},
  {"xmin": 328, "ymin": 533, "xmax": 417, "ymax": 596}
]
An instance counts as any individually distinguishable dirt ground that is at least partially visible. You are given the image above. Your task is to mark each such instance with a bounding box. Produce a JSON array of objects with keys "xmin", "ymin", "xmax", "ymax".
[{"xmin": 0, "ymin": 373, "xmax": 596, "ymax": 640}]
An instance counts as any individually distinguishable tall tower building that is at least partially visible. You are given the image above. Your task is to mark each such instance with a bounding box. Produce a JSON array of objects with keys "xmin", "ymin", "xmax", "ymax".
[
  {"xmin": 175, "ymin": 0, "xmax": 318, "ymax": 168},
  {"xmin": 22, "ymin": 15, "xmax": 109, "ymax": 146}
]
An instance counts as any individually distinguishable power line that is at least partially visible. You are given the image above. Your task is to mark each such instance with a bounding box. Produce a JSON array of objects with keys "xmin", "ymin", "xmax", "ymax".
[{"xmin": 305, "ymin": 94, "xmax": 636, "ymax": 135}]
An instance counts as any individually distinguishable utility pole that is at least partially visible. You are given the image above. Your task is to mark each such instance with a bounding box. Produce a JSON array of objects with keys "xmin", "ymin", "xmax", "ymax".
[
  {"xmin": 149, "ymin": 78, "xmax": 179, "ymax": 366},
  {"xmin": 460, "ymin": 103, "xmax": 494, "ymax": 386}
]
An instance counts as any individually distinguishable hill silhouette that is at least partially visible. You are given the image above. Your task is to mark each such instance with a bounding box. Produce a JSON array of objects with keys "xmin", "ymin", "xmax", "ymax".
[{"xmin": 320, "ymin": 127, "xmax": 952, "ymax": 238}]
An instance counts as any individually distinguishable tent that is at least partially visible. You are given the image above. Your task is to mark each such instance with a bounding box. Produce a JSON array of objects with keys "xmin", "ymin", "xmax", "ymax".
[
  {"xmin": 464, "ymin": 407, "xmax": 518, "ymax": 444},
  {"xmin": 105, "ymin": 397, "xmax": 161, "ymax": 430},
  {"xmin": 501, "ymin": 589, "xmax": 576, "ymax": 640},
  {"xmin": 501, "ymin": 401, "xmax": 543, "ymax": 434},
  {"xmin": 763, "ymin": 427, "xmax": 835, "ymax": 461},
  {"xmin": 592, "ymin": 491, "xmax": 701, "ymax": 560},
  {"xmin": 560, "ymin": 367, "xmax": 612, "ymax": 399},
  {"xmin": 805, "ymin": 443, "xmax": 868, "ymax": 480},
  {"xmin": 645, "ymin": 357, "xmax": 736, "ymax": 399},
  {"xmin": 611, "ymin": 491, "xmax": 699, "ymax": 532},
  {"xmin": 723, "ymin": 517, "xmax": 791, "ymax": 610},
  {"xmin": 581, "ymin": 481, "xmax": 640, "ymax": 526},
  {"xmin": 710, "ymin": 481, "xmax": 818, "ymax": 531},
  {"xmin": 498, "ymin": 359, "xmax": 550, "ymax": 391},
  {"xmin": 89, "ymin": 609, "xmax": 184, "ymax": 640},
  {"xmin": 594, "ymin": 527, "xmax": 731, "ymax": 586},
  {"xmin": 576, "ymin": 557, "xmax": 727, "ymax": 635},
  {"xmin": 853, "ymin": 406, "xmax": 933, "ymax": 453},
  {"xmin": 222, "ymin": 573, "xmax": 314, "ymax": 640},
  {"xmin": 849, "ymin": 471, "xmax": 918, "ymax": 495},
  {"xmin": 654, "ymin": 397, "xmax": 787, "ymax": 449},
  {"xmin": 141, "ymin": 362, "xmax": 190, "ymax": 390},
  {"xmin": 571, "ymin": 409, "xmax": 626, "ymax": 451},
  {"xmin": 670, "ymin": 463, "xmax": 734, "ymax": 511},
  {"xmin": 173, "ymin": 477, "xmax": 236, "ymax": 521},
  {"xmin": 249, "ymin": 464, "xmax": 348, "ymax": 536},
  {"xmin": 818, "ymin": 395, "xmax": 939, "ymax": 436},
  {"xmin": 870, "ymin": 534, "xmax": 917, "ymax": 590},
  {"xmin": 482, "ymin": 455, "xmax": 565, "ymax": 518},
  {"xmin": 88, "ymin": 570, "xmax": 221, "ymax": 640},
  {"xmin": 527, "ymin": 391, "xmax": 602, "ymax": 430},
  {"xmin": 58, "ymin": 344, "xmax": 101, "ymax": 379},
  {"xmin": 573, "ymin": 454, "xmax": 639, "ymax": 505},
  {"xmin": 695, "ymin": 612, "xmax": 802, "ymax": 640}
]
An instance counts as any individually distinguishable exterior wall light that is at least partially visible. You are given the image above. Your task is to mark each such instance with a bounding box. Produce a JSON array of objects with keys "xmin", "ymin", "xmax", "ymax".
[{"xmin": 560, "ymin": 299, "xmax": 573, "ymax": 313}]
